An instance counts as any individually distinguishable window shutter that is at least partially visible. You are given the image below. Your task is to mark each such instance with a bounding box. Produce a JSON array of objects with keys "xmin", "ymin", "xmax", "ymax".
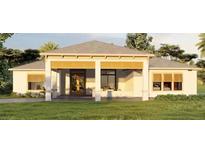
[
  {"xmin": 163, "ymin": 74, "xmax": 172, "ymax": 82},
  {"xmin": 28, "ymin": 74, "xmax": 45, "ymax": 82},
  {"xmin": 153, "ymin": 74, "xmax": 162, "ymax": 82},
  {"xmin": 174, "ymin": 74, "xmax": 183, "ymax": 82}
]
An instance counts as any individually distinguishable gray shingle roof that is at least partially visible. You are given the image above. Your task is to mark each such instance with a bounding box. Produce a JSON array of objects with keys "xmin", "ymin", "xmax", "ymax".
[
  {"xmin": 9, "ymin": 61, "xmax": 44, "ymax": 70},
  {"xmin": 10, "ymin": 57, "xmax": 198, "ymax": 71},
  {"xmin": 149, "ymin": 57, "xmax": 198, "ymax": 69},
  {"xmin": 41, "ymin": 40, "xmax": 152, "ymax": 56}
]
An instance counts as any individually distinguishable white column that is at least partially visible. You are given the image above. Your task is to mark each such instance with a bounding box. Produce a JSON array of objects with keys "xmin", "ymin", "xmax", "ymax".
[
  {"xmin": 142, "ymin": 59, "xmax": 149, "ymax": 101},
  {"xmin": 52, "ymin": 70, "xmax": 58, "ymax": 98},
  {"xmin": 57, "ymin": 70, "xmax": 61, "ymax": 96},
  {"xmin": 95, "ymin": 60, "xmax": 101, "ymax": 101},
  {"xmin": 45, "ymin": 60, "xmax": 52, "ymax": 101},
  {"xmin": 65, "ymin": 70, "xmax": 70, "ymax": 95}
]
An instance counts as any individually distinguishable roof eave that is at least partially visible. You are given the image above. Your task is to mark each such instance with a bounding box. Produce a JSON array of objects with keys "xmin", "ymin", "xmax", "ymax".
[
  {"xmin": 9, "ymin": 69, "xmax": 45, "ymax": 71},
  {"xmin": 40, "ymin": 52, "xmax": 154, "ymax": 57},
  {"xmin": 149, "ymin": 67, "xmax": 201, "ymax": 71}
]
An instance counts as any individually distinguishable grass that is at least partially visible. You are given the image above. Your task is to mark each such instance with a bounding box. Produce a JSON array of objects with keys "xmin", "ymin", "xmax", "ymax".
[
  {"xmin": 0, "ymin": 83, "xmax": 204, "ymax": 120},
  {"xmin": 0, "ymin": 93, "xmax": 23, "ymax": 99},
  {"xmin": 198, "ymin": 84, "xmax": 205, "ymax": 94},
  {"xmin": 0, "ymin": 99, "xmax": 204, "ymax": 120}
]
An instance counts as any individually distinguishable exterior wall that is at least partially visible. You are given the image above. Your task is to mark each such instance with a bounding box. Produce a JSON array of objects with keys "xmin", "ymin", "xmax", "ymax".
[
  {"xmin": 13, "ymin": 70, "xmax": 45, "ymax": 94},
  {"xmin": 149, "ymin": 69, "xmax": 197, "ymax": 97},
  {"xmin": 87, "ymin": 69, "xmax": 143, "ymax": 98},
  {"xmin": 13, "ymin": 68, "xmax": 197, "ymax": 98}
]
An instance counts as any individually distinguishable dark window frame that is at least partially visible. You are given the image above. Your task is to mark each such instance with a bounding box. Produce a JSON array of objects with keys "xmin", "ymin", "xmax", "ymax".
[
  {"xmin": 153, "ymin": 82, "xmax": 162, "ymax": 91},
  {"xmin": 101, "ymin": 69, "xmax": 117, "ymax": 91},
  {"xmin": 163, "ymin": 82, "xmax": 172, "ymax": 91},
  {"xmin": 174, "ymin": 82, "xmax": 182, "ymax": 91}
]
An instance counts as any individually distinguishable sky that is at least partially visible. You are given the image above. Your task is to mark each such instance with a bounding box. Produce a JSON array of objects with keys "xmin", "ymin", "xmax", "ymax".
[{"xmin": 4, "ymin": 33, "xmax": 200, "ymax": 55}]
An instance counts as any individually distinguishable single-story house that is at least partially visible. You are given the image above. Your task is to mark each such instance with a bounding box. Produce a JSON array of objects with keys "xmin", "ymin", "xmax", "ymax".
[{"xmin": 9, "ymin": 40, "xmax": 199, "ymax": 101}]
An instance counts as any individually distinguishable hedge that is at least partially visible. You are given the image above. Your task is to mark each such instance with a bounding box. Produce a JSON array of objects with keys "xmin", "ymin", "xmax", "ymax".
[{"xmin": 155, "ymin": 94, "xmax": 205, "ymax": 101}]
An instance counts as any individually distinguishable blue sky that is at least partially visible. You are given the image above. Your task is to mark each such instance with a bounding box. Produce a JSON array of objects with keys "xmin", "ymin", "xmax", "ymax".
[{"xmin": 4, "ymin": 33, "xmax": 200, "ymax": 55}]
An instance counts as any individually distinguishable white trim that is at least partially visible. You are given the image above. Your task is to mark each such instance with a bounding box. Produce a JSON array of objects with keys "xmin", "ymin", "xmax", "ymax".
[
  {"xmin": 149, "ymin": 67, "xmax": 201, "ymax": 70},
  {"xmin": 95, "ymin": 60, "xmax": 101, "ymax": 101},
  {"xmin": 45, "ymin": 60, "xmax": 52, "ymax": 101},
  {"xmin": 9, "ymin": 69, "xmax": 44, "ymax": 71},
  {"xmin": 46, "ymin": 58, "xmax": 148, "ymax": 62},
  {"xmin": 41, "ymin": 52, "xmax": 154, "ymax": 57}
]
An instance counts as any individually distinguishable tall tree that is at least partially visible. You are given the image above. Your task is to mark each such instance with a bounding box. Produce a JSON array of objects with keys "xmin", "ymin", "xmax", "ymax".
[
  {"xmin": 179, "ymin": 54, "xmax": 198, "ymax": 63},
  {"xmin": 0, "ymin": 33, "xmax": 14, "ymax": 93},
  {"xmin": 196, "ymin": 60, "xmax": 205, "ymax": 84},
  {"xmin": 126, "ymin": 33, "xmax": 155, "ymax": 52},
  {"xmin": 156, "ymin": 44, "xmax": 197, "ymax": 63},
  {"xmin": 156, "ymin": 44, "xmax": 184, "ymax": 59},
  {"xmin": 21, "ymin": 49, "xmax": 40, "ymax": 63},
  {"xmin": 196, "ymin": 33, "xmax": 205, "ymax": 58},
  {"xmin": 0, "ymin": 33, "xmax": 14, "ymax": 49},
  {"xmin": 39, "ymin": 41, "xmax": 59, "ymax": 52}
]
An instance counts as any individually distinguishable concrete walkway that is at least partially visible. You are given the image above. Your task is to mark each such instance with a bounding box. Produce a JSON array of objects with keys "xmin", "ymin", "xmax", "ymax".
[
  {"xmin": 0, "ymin": 97, "xmax": 142, "ymax": 104},
  {"xmin": 0, "ymin": 98, "xmax": 45, "ymax": 103}
]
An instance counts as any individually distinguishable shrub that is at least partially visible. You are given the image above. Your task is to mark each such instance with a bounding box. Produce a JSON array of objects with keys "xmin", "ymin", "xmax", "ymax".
[
  {"xmin": 25, "ymin": 92, "xmax": 44, "ymax": 98},
  {"xmin": 155, "ymin": 94, "xmax": 205, "ymax": 101},
  {"xmin": 0, "ymin": 82, "xmax": 12, "ymax": 94}
]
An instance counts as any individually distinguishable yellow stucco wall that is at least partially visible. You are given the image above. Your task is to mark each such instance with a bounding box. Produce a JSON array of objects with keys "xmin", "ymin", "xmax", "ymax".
[
  {"xmin": 84, "ymin": 69, "xmax": 143, "ymax": 97},
  {"xmin": 149, "ymin": 69, "xmax": 197, "ymax": 97},
  {"xmin": 13, "ymin": 70, "xmax": 45, "ymax": 94}
]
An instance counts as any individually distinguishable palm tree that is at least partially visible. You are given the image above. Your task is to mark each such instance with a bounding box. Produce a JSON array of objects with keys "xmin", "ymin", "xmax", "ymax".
[
  {"xmin": 39, "ymin": 41, "xmax": 59, "ymax": 52},
  {"xmin": 196, "ymin": 33, "xmax": 205, "ymax": 58}
]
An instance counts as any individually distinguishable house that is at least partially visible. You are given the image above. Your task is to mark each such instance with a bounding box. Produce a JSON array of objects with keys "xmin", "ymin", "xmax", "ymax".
[{"xmin": 9, "ymin": 40, "xmax": 199, "ymax": 101}]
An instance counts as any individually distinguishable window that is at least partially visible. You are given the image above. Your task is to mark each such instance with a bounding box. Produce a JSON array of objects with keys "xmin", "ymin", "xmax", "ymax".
[
  {"xmin": 152, "ymin": 73, "xmax": 183, "ymax": 91},
  {"xmin": 163, "ymin": 74, "xmax": 172, "ymax": 91},
  {"xmin": 101, "ymin": 70, "xmax": 116, "ymax": 90},
  {"xmin": 174, "ymin": 82, "xmax": 182, "ymax": 90},
  {"xmin": 163, "ymin": 82, "xmax": 172, "ymax": 91},
  {"xmin": 27, "ymin": 74, "xmax": 45, "ymax": 90},
  {"xmin": 28, "ymin": 82, "xmax": 44, "ymax": 90},
  {"xmin": 174, "ymin": 74, "xmax": 183, "ymax": 90},
  {"xmin": 153, "ymin": 74, "xmax": 162, "ymax": 91}
]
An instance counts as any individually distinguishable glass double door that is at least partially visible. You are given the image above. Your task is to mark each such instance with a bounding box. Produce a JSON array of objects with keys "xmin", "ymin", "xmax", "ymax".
[{"xmin": 70, "ymin": 70, "xmax": 86, "ymax": 96}]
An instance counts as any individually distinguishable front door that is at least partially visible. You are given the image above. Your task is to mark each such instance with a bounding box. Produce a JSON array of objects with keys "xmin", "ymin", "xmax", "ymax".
[{"xmin": 70, "ymin": 70, "xmax": 86, "ymax": 96}]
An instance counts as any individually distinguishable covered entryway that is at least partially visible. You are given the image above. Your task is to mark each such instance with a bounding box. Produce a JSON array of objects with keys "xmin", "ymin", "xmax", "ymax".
[
  {"xmin": 70, "ymin": 69, "xmax": 86, "ymax": 96},
  {"xmin": 45, "ymin": 59, "xmax": 149, "ymax": 102}
]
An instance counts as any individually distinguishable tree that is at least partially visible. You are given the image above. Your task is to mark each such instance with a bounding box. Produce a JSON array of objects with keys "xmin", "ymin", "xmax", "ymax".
[
  {"xmin": 0, "ymin": 33, "xmax": 14, "ymax": 49},
  {"xmin": 178, "ymin": 53, "xmax": 198, "ymax": 63},
  {"xmin": 0, "ymin": 33, "xmax": 14, "ymax": 93},
  {"xmin": 126, "ymin": 33, "xmax": 155, "ymax": 52},
  {"xmin": 21, "ymin": 49, "xmax": 40, "ymax": 63},
  {"xmin": 196, "ymin": 60, "xmax": 205, "ymax": 68},
  {"xmin": 156, "ymin": 44, "xmax": 197, "ymax": 63},
  {"xmin": 39, "ymin": 41, "xmax": 59, "ymax": 52},
  {"xmin": 156, "ymin": 44, "xmax": 184, "ymax": 59},
  {"xmin": 196, "ymin": 60, "xmax": 205, "ymax": 84},
  {"xmin": 196, "ymin": 33, "xmax": 205, "ymax": 58}
]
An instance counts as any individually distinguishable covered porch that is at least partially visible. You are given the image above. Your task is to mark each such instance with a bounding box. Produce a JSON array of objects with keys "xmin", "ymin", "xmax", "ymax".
[{"xmin": 45, "ymin": 58, "xmax": 149, "ymax": 102}]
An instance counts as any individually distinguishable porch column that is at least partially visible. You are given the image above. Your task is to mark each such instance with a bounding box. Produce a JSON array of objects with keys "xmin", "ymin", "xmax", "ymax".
[
  {"xmin": 45, "ymin": 60, "xmax": 52, "ymax": 101},
  {"xmin": 95, "ymin": 60, "xmax": 101, "ymax": 101},
  {"xmin": 57, "ymin": 70, "xmax": 60, "ymax": 96},
  {"xmin": 142, "ymin": 59, "xmax": 149, "ymax": 101}
]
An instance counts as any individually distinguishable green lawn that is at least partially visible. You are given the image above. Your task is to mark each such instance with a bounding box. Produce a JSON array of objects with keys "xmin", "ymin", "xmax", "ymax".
[
  {"xmin": 198, "ymin": 84, "xmax": 205, "ymax": 94},
  {"xmin": 0, "ymin": 99, "xmax": 205, "ymax": 120},
  {"xmin": 0, "ymin": 83, "xmax": 204, "ymax": 120}
]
